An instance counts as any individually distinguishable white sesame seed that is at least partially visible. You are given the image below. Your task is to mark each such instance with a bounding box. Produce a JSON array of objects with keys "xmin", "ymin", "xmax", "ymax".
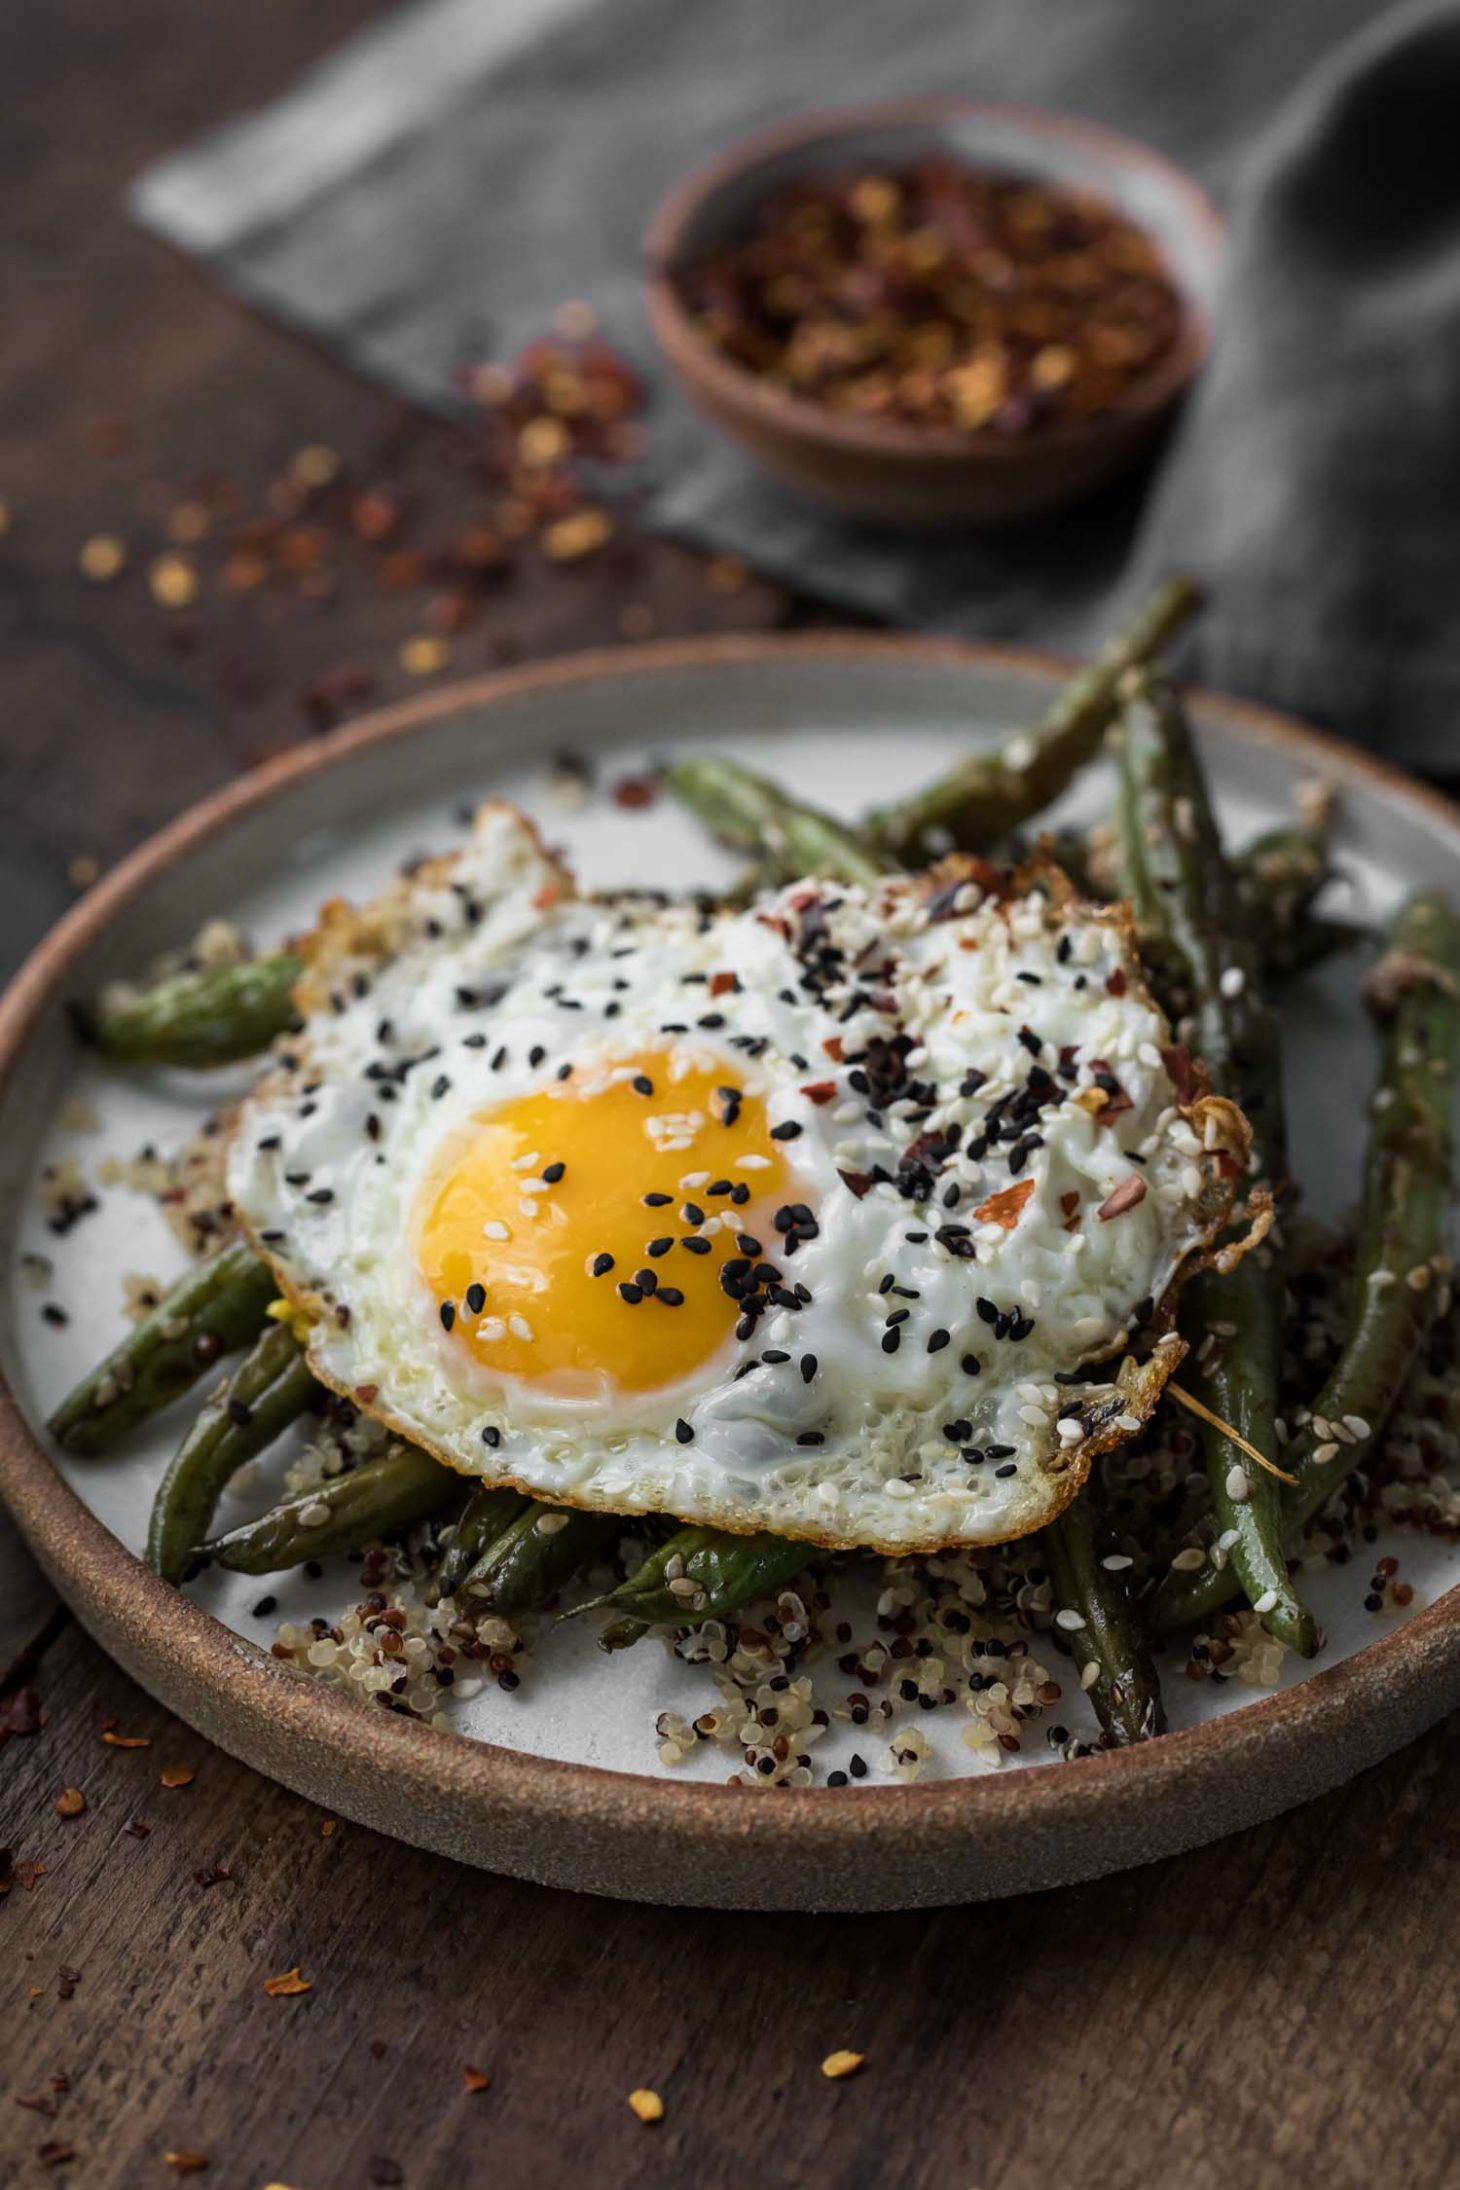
[
  {"xmin": 299, "ymin": 1500, "xmax": 331, "ymax": 1528},
  {"xmin": 1225, "ymin": 1465, "xmax": 1250, "ymax": 1502},
  {"xmin": 1056, "ymin": 1418, "xmax": 1084, "ymax": 1444},
  {"xmin": 1219, "ymin": 966, "xmax": 1245, "ymax": 998},
  {"xmin": 478, "ymin": 1317, "xmax": 505, "ymax": 1342},
  {"xmin": 1252, "ymin": 1589, "xmax": 1279, "ymax": 1615},
  {"xmin": 1312, "ymin": 1440, "xmax": 1339, "ymax": 1466},
  {"xmin": 534, "ymin": 1511, "xmax": 570, "ymax": 1535},
  {"xmin": 1170, "ymin": 1546, "xmax": 1207, "ymax": 1573},
  {"xmin": 1080, "ymin": 1661, "xmax": 1100, "ymax": 1690},
  {"xmin": 508, "ymin": 1314, "xmax": 535, "ymax": 1342},
  {"xmin": 483, "ymin": 1219, "xmax": 511, "ymax": 1241},
  {"xmin": 1342, "ymin": 1414, "xmax": 1371, "ymax": 1440},
  {"xmin": 1054, "ymin": 1607, "xmax": 1087, "ymax": 1631}
]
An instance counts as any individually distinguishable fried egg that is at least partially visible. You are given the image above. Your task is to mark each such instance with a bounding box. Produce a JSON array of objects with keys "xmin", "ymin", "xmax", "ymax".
[{"xmin": 228, "ymin": 803, "xmax": 1248, "ymax": 1553}]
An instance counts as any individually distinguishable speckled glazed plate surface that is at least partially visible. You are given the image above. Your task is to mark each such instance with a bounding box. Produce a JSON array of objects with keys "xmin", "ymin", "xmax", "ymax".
[{"xmin": 3, "ymin": 634, "xmax": 1459, "ymax": 1911}]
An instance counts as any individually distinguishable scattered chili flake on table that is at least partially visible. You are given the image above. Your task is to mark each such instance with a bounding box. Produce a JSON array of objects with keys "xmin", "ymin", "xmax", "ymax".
[
  {"xmin": 626, "ymin": 2088, "xmax": 665, "ymax": 2124},
  {"xmin": 461, "ymin": 2065, "xmax": 491, "ymax": 2095},
  {"xmin": 263, "ymin": 1966, "xmax": 312, "ymax": 1998},
  {"xmin": 820, "ymin": 2049, "xmax": 866, "ymax": 2081},
  {"xmin": 159, "ymin": 1764, "xmax": 195, "ymax": 1790},
  {"xmin": 675, "ymin": 158, "xmax": 1183, "ymax": 435},
  {"xmin": 100, "ymin": 1723, "xmax": 151, "ymax": 1749},
  {"xmin": 14, "ymin": 1858, "xmax": 47, "ymax": 1891},
  {"xmin": 163, "ymin": 2153, "xmax": 210, "ymax": 2175},
  {"xmin": 54, "ymin": 1788, "xmax": 87, "ymax": 1819}
]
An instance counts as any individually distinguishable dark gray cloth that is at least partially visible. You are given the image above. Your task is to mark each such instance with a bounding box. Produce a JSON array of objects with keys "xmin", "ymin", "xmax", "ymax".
[{"xmin": 134, "ymin": 0, "xmax": 1460, "ymax": 767}]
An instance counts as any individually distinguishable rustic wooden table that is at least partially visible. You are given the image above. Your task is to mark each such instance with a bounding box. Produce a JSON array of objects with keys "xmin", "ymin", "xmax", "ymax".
[{"xmin": 4, "ymin": 8, "xmax": 1460, "ymax": 2187}]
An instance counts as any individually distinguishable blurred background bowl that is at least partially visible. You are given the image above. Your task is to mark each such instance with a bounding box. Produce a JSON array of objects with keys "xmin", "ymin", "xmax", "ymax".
[{"xmin": 645, "ymin": 97, "xmax": 1223, "ymax": 531}]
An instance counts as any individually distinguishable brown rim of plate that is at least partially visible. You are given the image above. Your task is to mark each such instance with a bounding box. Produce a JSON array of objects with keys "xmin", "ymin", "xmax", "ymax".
[
  {"xmin": 643, "ymin": 96, "xmax": 1223, "ymax": 463},
  {"xmin": 3, "ymin": 630, "xmax": 1458, "ymax": 1899}
]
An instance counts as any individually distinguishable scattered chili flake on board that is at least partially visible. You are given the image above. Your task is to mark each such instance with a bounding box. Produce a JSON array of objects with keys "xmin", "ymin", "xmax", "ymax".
[
  {"xmin": 626, "ymin": 2089, "xmax": 664, "ymax": 2124},
  {"xmin": 192, "ymin": 1864, "xmax": 230, "ymax": 1889},
  {"xmin": 14, "ymin": 1858, "xmax": 47, "ymax": 1891},
  {"xmin": 973, "ymin": 1179, "xmax": 1036, "ymax": 1229},
  {"xmin": 820, "ymin": 2050, "xmax": 866, "ymax": 2080},
  {"xmin": 461, "ymin": 2066, "xmax": 491, "ymax": 2095},
  {"xmin": 37, "ymin": 2139, "xmax": 75, "ymax": 2167},
  {"xmin": 0, "ymin": 1685, "xmax": 44, "ymax": 1743},
  {"xmin": 57, "ymin": 1968, "xmax": 82, "ymax": 2000},
  {"xmin": 101, "ymin": 1727, "xmax": 151, "ymax": 1750},
  {"xmin": 163, "ymin": 2153, "xmax": 210, "ymax": 2175},
  {"xmin": 54, "ymin": 1789, "xmax": 87, "ymax": 1819},
  {"xmin": 159, "ymin": 1765, "xmax": 195, "ymax": 1790},
  {"xmin": 263, "ymin": 1967, "xmax": 312, "ymax": 1998}
]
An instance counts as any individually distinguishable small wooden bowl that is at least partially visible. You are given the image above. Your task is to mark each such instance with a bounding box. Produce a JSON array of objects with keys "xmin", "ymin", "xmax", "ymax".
[{"xmin": 644, "ymin": 98, "xmax": 1223, "ymax": 530}]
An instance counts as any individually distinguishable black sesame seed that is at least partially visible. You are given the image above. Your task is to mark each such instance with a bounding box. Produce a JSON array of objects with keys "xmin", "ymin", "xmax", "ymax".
[
  {"xmin": 633, "ymin": 1268, "xmax": 658, "ymax": 1295},
  {"xmin": 618, "ymin": 1281, "xmax": 643, "ymax": 1304},
  {"xmin": 927, "ymin": 1329, "xmax": 951, "ymax": 1353},
  {"xmin": 681, "ymin": 1202, "xmax": 705, "ymax": 1227},
  {"xmin": 675, "ymin": 1418, "xmax": 695, "ymax": 1444},
  {"xmin": 881, "ymin": 1329, "xmax": 901, "ymax": 1354},
  {"xmin": 796, "ymin": 1431, "xmax": 825, "ymax": 1446},
  {"xmin": 849, "ymin": 1753, "xmax": 867, "ymax": 1779},
  {"xmin": 656, "ymin": 1286, "xmax": 685, "ymax": 1307},
  {"xmin": 253, "ymin": 1594, "xmax": 278, "ymax": 1617},
  {"xmin": 465, "ymin": 1282, "xmax": 487, "ymax": 1315},
  {"xmin": 800, "ymin": 1354, "xmax": 818, "ymax": 1383},
  {"xmin": 647, "ymin": 1237, "xmax": 673, "ymax": 1257},
  {"xmin": 632, "ymin": 1074, "xmax": 654, "ymax": 1096},
  {"xmin": 961, "ymin": 1354, "xmax": 982, "ymax": 1376},
  {"xmin": 306, "ymin": 1188, "xmax": 334, "ymax": 1205},
  {"xmin": 770, "ymin": 1120, "xmax": 803, "ymax": 1141},
  {"xmin": 482, "ymin": 1425, "xmax": 501, "ymax": 1449},
  {"xmin": 542, "ymin": 1161, "xmax": 566, "ymax": 1184},
  {"xmin": 827, "ymin": 1770, "xmax": 849, "ymax": 1787},
  {"xmin": 528, "ymin": 1045, "xmax": 545, "ymax": 1068},
  {"xmin": 431, "ymin": 1074, "xmax": 451, "ymax": 1100},
  {"xmin": 730, "ymin": 1183, "xmax": 751, "ymax": 1205},
  {"xmin": 643, "ymin": 1192, "xmax": 672, "ymax": 1207},
  {"xmin": 590, "ymin": 1252, "xmax": 615, "ymax": 1278},
  {"xmin": 994, "ymin": 1461, "xmax": 1018, "ymax": 1478},
  {"xmin": 762, "ymin": 1349, "xmax": 791, "ymax": 1364},
  {"xmin": 439, "ymin": 1302, "xmax": 456, "ymax": 1332},
  {"xmin": 736, "ymin": 1233, "xmax": 762, "ymax": 1255},
  {"xmin": 681, "ymin": 1236, "xmax": 711, "ymax": 1255}
]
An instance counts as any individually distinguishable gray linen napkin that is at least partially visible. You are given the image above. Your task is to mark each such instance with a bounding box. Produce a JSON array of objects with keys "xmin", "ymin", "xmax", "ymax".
[{"xmin": 134, "ymin": 0, "xmax": 1460, "ymax": 767}]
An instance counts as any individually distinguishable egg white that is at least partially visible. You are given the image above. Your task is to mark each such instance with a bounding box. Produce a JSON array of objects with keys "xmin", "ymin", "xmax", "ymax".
[{"xmin": 228, "ymin": 804, "xmax": 1248, "ymax": 1553}]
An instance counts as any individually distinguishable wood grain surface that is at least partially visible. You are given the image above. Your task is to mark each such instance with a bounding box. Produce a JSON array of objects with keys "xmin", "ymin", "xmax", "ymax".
[{"xmin": 2, "ymin": 7, "xmax": 1458, "ymax": 2187}]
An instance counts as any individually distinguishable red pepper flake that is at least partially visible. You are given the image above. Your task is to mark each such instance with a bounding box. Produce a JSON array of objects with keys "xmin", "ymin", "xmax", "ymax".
[
  {"xmin": 973, "ymin": 1179, "xmax": 1036, "ymax": 1229},
  {"xmin": 354, "ymin": 1384, "xmax": 379, "ymax": 1404},
  {"xmin": 50, "ymin": 2077, "xmax": 70, "ymax": 2096},
  {"xmin": 192, "ymin": 1864, "xmax": 231, "ymax": 1890},
  {"xmin": 1098, "ymin": 1176, "xmax": 1148, "ymax": 1221},
  {"xmin": 708, "ymin": 970, "xmax": 739, "ymax": 998},
  {"xmin": 16, "ymin": 2092, "xmax": 60, "ymax": 2118},
  {"xmin": 1086, "ymin": 1060, "xmax": 1133, "ymax": 1122},
  {"xmin": 1059, "ymin": 1192, "xmax": 1081, "ymax": 1232},
  {"xmin": 54, "ymin": 1788, "xmax": 87, "ymax": 1820},
  {"xmin": 14, "ymin": 1858, "xmax": 47, "ymax": 1891},
  {"xmin": 1105, "ymin": 966, "xmax": 1128, "ymax": 998},
  {"xmin": 263, "ymin": 1966, "xmax": 312, "ymax": 1999},
  {"xmin": 160, "ymin": 1765, "xmax": 195, "ymax": 1790},
  {"xmin": 838, "ymin": 1169, "xmax": 874, "ymax": 1200},
  {"xmin": 610, "ymin": 773, "xmax": 657, "ymax": 810},
  {"xmin": 37, "ymin": 2139, "xmax": 75, "ymax": 2168},
  {"xmin": 163, "ymin": 2154, "xmax": 209, "ymax": 2176},
  {"xmin": 1159, "ymin": 1044, "xmax": 1197, "ymax": 1104},
  {"xmin": 799, "ymin": 1081, "xmax": 838, "ymax": 1105},
  {"xmin": 100, "ymin": 1728, "xmax": 151, "ymax": 1750},
  {"xmin": 121, "ymin": 1818, "xmax": 151, "ymax": 1840},
  {"xmin": 822, "ymin": 1035, "xmax": 845, "ymax": 1062},
  {"xmin": 0, "ymin": 1686, "xmax": 44, "ymax": 1744},
  {"xmin": 461, "ymin": 2066, "xmax": 491, "ymax": 2095},
  {"xmin": 57, "ymin": 1968, "xmax": 82, "ymax": 2000}
]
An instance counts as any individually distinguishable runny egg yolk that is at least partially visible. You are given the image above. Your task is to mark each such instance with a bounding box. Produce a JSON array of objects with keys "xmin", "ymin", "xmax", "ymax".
[{"xmin": 415, "ymin": 1051, "xmax": 795, "ymax": 1399}]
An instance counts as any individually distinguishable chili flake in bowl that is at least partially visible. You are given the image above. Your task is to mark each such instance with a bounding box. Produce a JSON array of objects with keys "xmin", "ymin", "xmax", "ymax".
[{"xmin": 645, "ymin": 100, "xmax": 1221, "ymax": 528}]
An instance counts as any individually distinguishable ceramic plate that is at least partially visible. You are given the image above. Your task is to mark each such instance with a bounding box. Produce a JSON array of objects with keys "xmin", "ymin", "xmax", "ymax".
[{"xmin": 3, "ymin": 634, "xmax": 1458, "ymax": 1910}]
